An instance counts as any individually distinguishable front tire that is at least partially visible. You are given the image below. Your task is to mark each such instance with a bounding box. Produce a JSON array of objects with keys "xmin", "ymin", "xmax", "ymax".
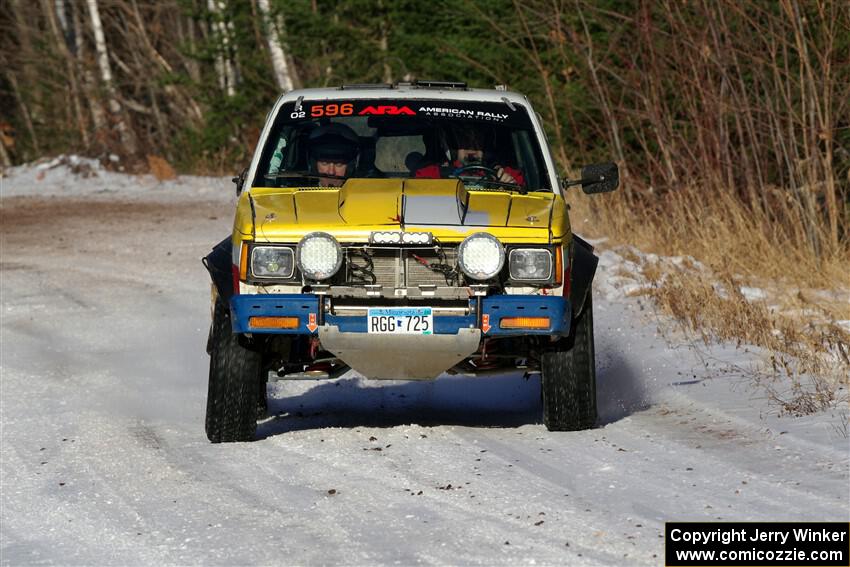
[
  {"xmin": 541, "ymin": 294, "xmax": 597, "ymax": 431},
  {"xmin": 205, "ymin": 300, "xmax": 262, "ymax": 443}
]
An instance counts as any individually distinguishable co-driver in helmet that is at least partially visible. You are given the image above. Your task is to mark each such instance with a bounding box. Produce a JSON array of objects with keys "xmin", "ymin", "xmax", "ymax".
[{"xmin": 414, "ymin": 127, "xmax": 524, "ymax": 187}]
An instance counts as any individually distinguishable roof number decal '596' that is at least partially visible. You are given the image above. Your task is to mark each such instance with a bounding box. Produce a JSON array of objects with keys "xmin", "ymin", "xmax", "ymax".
[{"xmin": 309, "ymin": 103, "xmax": 416, "ymax": 117}]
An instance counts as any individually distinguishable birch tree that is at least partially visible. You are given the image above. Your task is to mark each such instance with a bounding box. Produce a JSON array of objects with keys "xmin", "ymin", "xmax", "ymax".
[
  {"xmin": 72, "ymin": 0, "xmax": 107, "ymax": 135},
  {"xmin": 208, "ymin": 0, "xmax": 237, "ymax": 96},
  {"xmin": 86, "ymin": 0, "xmax": 137, "ymax": 154},
  {"xmin": 257, "ymin": 0, "xmax": 298, "ymax": 92}
]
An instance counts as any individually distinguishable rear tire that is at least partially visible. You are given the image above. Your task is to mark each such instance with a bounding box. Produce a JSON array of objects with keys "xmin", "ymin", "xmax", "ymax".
[
  {"xmin": 205, "ymin": 300, "xmax": 262, "ymax": 443},
  {"xmin": 541, "ymin": 294, "xmax": 597, "ymax": 431}
]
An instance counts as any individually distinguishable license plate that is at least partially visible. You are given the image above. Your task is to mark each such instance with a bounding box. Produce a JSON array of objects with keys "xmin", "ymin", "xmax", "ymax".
[{"xmin": 367, "ymin": 307, "xmax": 433, "ymax": 335}]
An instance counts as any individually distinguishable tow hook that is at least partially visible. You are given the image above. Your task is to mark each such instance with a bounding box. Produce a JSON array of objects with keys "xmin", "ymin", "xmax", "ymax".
[{"xmin": 308, "ymin": 336, "xmax": 321, "ymax": 359}]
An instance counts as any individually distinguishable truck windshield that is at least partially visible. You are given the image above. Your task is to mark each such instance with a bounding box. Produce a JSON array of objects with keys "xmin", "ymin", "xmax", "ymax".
[{"xmin": 253, "ymin": 99, "xmax": 552, "ymax": 191}]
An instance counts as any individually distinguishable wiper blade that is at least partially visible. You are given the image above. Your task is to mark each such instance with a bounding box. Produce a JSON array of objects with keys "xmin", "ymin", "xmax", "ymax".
[
  {"xmin": 456, "ymin": 182, "xmax": 552, "ymax": 195},
  {"xmin": 273, "ymin": 170, "xmax": 317, "ymax": 179},
  {"xmin": 273, "ymin": 170, "xmax": 347, "ymax": 181},
  {"xmin": 453, "ymin": 177, "xmax": 526, "ymax": 193}
]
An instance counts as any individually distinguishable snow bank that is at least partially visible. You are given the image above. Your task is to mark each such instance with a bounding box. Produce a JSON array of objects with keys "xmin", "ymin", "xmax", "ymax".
[
  {"xmin": 0, "ymin": 154, "xmax": 233, "ymax": 201},
  {"xmin": 590, "ymin": 240, "xmax": 848, "ymax": 419}
]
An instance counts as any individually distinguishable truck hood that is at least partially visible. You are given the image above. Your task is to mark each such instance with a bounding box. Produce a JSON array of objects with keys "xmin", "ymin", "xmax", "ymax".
[{"xmin": 242, "ymin": 179, "xmax": 558, "ymax": 242}]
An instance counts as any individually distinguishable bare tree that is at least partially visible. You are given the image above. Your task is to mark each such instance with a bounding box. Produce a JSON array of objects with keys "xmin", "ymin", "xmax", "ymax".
[
  {"xmin": 72, "ymin": 0, "xmax": 107, "ymax": 137},
  {"xmin": 256, "ymin": 0, "xmax": 297, "ymax": 92},
  {"xmin": 86, "ymin": 0, "xmax": 138, "ymax": 154},
  {"xmin": 5, "ymin": 0, "xmax": 42, "ymax": 155},
  {"xmin": 42, "ymin": 0, "xmax": 89, "ymax": 147}
]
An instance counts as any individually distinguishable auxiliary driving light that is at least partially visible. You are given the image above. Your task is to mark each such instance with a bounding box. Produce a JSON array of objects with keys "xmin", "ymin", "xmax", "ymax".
[
  {"xmin": 458, "ymin": 232, "xmax": 505, "ymax": 280},
  {"xmin": 296, "ymin": 232, "xmax": 342, "ymax": 280},
  {"xmin": 370, "ymin": 231, "xmax": 433, "ymax": 245}
]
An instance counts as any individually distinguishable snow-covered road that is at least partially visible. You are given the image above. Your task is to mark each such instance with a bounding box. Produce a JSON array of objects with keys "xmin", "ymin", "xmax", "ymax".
[{"xmin": 1, "ymin": 171, "xmax": 847, "ymax": 565}]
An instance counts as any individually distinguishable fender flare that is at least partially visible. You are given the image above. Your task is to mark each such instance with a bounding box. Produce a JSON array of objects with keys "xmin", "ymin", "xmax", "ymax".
[
  {"xmin": 202, "ymin": 237, "xmax": 234, "ymax": 303},
  {"xmin": 203, "ymin": 238, "xmax": 234, "ymax": 353},
  {"xmin": 202, "ymin": 238, "xmax": 274, "ymax": 355},
  {"xmin": 569, "ymin": 234, "xmax": 598, "ymax": 319}
]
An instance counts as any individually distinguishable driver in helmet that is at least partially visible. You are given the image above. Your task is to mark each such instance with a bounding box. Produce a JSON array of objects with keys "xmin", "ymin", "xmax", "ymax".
[
  {"xmin": 414, "ymin": 128, "xmax": 524, "ymax": 186},
  {"xmin": 307, "ymin": 123, "xmax": 360, "ymax": 187}
]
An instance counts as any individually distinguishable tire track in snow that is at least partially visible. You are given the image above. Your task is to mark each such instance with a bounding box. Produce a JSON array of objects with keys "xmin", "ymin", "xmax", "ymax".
[{"xmin": 2, "ymin": 194, "xmax": 847, "ymax": 565}]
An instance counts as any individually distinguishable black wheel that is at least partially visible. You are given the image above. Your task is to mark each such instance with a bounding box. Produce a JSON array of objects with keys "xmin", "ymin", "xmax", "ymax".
[
  {"xmin": 541, "ymin": 294, "xmax": 597, "ymax": 431},
  {"xmin": 205, "ymin": 299, "xmax": 262, "ymax": 443}
]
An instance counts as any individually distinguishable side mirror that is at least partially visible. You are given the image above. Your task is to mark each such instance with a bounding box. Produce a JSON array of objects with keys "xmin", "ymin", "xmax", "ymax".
[
  {"xmin": 232, "ymin": 167, "xmax": 248, "ymax": 195},
  {"xmin": 562, "ymin": 162, "xmax": 619, "ymax": 194}
]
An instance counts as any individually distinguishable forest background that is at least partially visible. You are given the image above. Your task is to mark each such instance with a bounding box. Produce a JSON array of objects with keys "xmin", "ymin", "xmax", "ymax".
[{"xmin": 2, "ymin": 0, "xmax": 849, "ymax": 399}]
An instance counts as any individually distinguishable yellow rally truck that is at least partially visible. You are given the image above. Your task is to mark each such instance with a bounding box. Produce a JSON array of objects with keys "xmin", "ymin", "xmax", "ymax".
[{"xmin": 203, "ymin": 81, "xmax": 618, "ymax": 442}]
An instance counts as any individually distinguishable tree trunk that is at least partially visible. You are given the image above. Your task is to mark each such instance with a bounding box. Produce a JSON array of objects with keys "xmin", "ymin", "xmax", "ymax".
[
  {"xmin": 377, "ymin": 0, "xmax": 392, "ymax": 83},
  {"xmin": 8, "ymin": 0, "xmax": 44, "ymax": 127},
  {"xmin": 182, "ymin": 15, "xmax": 202, "ymax": 83},
  {"xmin": 576, "ymin": 7, "xmax": 628, "ymax": 194},
  {"xmin": 127, "ymin": 0, "xmax": 204, "ymax": 126},
  {"xmin": 43, "ymin": 0, "xmax": 90, "ymax": 147},
  {"xmin": 4, "ymin": 68, "xmax": 40, "ymax": 157},
  {"xmin": 223, "ymin": 2, "xmax": 241, "ymax": 87},
  {"xmin": 0, "ymin": 134, "xmax": 12, "ymax": 168},
  {"xmin": 86, "ymin": 0, "xmax": 138, "ymax": 155},
  {"xmin": 256, "ymin": 0, "xmax": 296, "ymax": 92},
  {"xmin": 73, "ymin": 0, "xmax": 107, "ymax": 137},
  {"xmin": 208, "ymin": 0, "xmax": 237, "ymax": 96}
]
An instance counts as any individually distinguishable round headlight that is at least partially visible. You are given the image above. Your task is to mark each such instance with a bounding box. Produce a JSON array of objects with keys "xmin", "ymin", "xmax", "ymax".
[
  {"xmin": 458, "ymin": 232, "xmax": 505, "ymax": 280},
  {"xmin": 296, "ymin": 232, "xmax": 342, "ymax": 280}
]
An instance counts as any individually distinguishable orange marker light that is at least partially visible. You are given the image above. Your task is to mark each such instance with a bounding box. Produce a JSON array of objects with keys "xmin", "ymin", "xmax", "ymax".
[
  {"xmin": 249, "ymin": 316, "xmax": 299, "ymax": 329},
  {"xmin": 499, "ymin": 317, "xmax": 551, "ymax": 330},
  {"xmin": 554, "ymin": 246, "xmax": 563, "ymax": 286},
  {"xmin": 239, "ymin": 243, "xmax": 249, "ymax": 281}
]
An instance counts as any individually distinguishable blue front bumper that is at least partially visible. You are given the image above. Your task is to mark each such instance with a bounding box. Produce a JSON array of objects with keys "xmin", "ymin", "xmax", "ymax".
[{"xmin": 230, "ymin": 293, "xmax": 571, "ymax": 337}]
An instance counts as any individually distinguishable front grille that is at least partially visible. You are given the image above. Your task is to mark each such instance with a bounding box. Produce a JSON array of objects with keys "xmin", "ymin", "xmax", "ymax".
[{"xmin": 344, "ymin": 247, "xmax": 458, "ymax": 287}]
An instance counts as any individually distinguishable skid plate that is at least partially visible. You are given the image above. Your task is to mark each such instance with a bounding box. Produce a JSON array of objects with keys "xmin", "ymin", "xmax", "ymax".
[{"xmin": 318, "ymin": 326, "xmax": 481, "ymax": 380}]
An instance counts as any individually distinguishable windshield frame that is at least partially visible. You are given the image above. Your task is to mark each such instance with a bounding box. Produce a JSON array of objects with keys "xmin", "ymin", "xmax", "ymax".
[{"xmin": 247, "ymin": 93, "xmax": 559, "ymax": 194}]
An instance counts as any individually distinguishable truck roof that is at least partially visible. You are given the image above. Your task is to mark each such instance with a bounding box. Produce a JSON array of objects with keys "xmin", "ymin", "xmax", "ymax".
[{"xmin": 277, "ymin": 82, "xmax": 530, "ymax": 106}]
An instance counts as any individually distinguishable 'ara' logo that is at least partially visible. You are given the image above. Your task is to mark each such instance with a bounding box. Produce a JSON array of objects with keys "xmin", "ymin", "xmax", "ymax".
[{"xmin": 358, "ymin": 105, "xmax": 416, "ymax": 116}]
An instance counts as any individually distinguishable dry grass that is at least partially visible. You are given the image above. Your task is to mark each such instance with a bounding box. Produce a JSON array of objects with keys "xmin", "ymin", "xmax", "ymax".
[
  {"xmin": 643, "ymin": 264, "xmax": 848, "ymax": 413},
  {"xmin": 568, "ymin": 188, "xmax": 850, "ymax": 414},
  {"xmin": 571, "ymin": 187, "xmax": 848, "ymax": 290}
]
